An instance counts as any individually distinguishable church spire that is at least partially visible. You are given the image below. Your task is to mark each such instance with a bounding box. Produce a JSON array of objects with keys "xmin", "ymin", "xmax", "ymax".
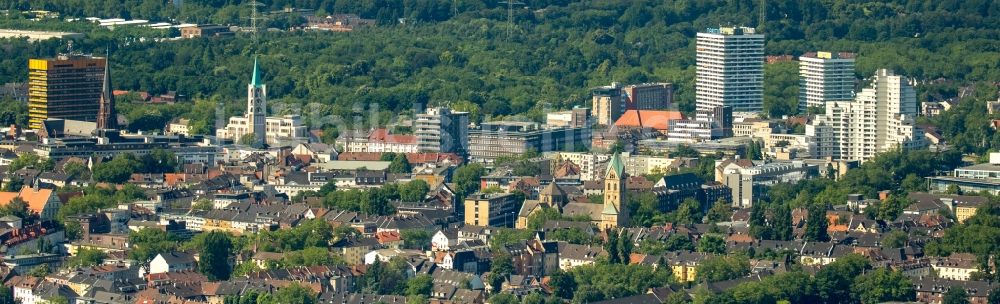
[
  {"xmin": 251, "ymin": 57, "xmax": 262, "ymax": 88},
  {"xmin": 96, "ymin": 53, "xmax": 117, "ymax": 130}
]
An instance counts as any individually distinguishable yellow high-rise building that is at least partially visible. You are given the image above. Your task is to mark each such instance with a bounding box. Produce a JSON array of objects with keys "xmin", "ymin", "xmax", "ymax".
[{"xmin": 28, "ymin": 54, "xmax": 106, "ymax": 129}]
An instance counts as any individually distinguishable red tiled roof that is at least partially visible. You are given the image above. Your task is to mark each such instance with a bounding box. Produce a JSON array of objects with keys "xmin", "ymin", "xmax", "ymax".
[
  {"xmin": 337, "ymin": 152, "xmax": 383, "ymax": 161},
  {"xmin": 368, "ymin": 128, "xmax": 416, "ymax": 144},
  {"xmin": 405, "ymin": 153, "xmax": 464, "ymax": 165},
  {"xmin": 614, "ymin": 110, "xmax": 685, "ymax": 131}
]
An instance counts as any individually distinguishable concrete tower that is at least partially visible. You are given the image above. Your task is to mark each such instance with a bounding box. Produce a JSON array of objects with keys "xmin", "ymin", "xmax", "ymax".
[{"xmin": 247, "ymin": 58, "xmax": 267, "ymax": 148}]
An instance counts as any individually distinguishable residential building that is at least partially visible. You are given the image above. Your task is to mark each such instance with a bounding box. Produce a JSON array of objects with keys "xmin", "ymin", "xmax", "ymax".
[
  {"xmin": 0, "ymin": 186, "xmax": 63, "ymax": 220},
  {"xmin": 592, "ymin": 83, "xmax": 623, "ymax": 126},
  {"xmin": 931, "ymin": 253, "xmax": 979, "ymax": 281},
  {"xmin": 913, "ymin": 278, "xmax": 993, "ymax": 304},
  {"xmin": 624, "ymin": 83, "xmax": 673, "ymax": 110},
  {"xmin": 27, "ymin": 54, "xmax": 106, "ymax": 129},
  {"xmin": 546, "ymin": 107, "xmax": 590, "ymax": 128},
  {"xmin": 343, "ymin": 128, "xmax": 417, "ymax": 153},
  {"xmin": 464, "ymin": 193, "xmax": 522, "ymax": 227},
  {"xmin": 622, "ymin": 154, "xmax": 678, "ymax": 177},
  {"xmin": 149, "ymin": 252, "xmax": 196, "ymax": 275},
  {"xmin": 549, "ymin": 152, "xmax": 612, "ymax": 181},
  {"xmin": 696, "ymin": 26, "xmax": 764, "ymax": 113},
  {"xmin": 806, "ymin": 69, "xmax": 925, "ymax": 162},
  {"xmin": 415, "ymin": 107, "xmax": 469, "ymax": 155},
  {"xmin": 217, "ymin": 60, "xmax": 307, "ymax": 146},
  {"xmin": 799, "ymin": 52, "xmax": 856, "ymax": 111},
  {"xmin": 468, "ymin": 121, "xmax": 590, "ymax": 164}
]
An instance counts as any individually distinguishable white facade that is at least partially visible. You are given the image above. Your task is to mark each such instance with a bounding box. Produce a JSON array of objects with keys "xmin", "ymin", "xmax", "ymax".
[
  {"xmin": 806, "ymin": 69, "xmax": 925, "ymax": 162},
  {"xmin": 696, "ymin": 27, "xmax": 764, "ymax": 113},
  {"xmin": 799, "ymin": 52, "xmax": 856, "ymax": 111},
  {"xmin": 551, "ymin": 152, "xmax": 613, "ymax": 181},
  {"xmin": 149, "ymin": 253, "xmax": 195, "ymax": 275},
  {"xmin": 415, "ymin": 107, "xmax": 470, "ymax": 154},
  {"xmin": 217, "ymin": 115, "xmax": 308, "ymax": 145}
]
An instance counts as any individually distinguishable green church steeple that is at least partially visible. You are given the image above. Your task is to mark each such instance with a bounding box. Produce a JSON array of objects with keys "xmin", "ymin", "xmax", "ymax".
[{"xmin": 251, "ymin": 57, "xmax": 262, "ymax": 88}]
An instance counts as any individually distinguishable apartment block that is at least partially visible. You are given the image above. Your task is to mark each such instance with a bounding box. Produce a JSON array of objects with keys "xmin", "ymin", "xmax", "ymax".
[
  {"xmin": 806, "ymin": 69, "xmax": 925, "ymax": 162},
  {"xmin": 696, "ymin": 26, "xmax": 764, "ymax": 113},
  {"xmin": 415, "ymin": 107, "xmax": 469, "ymax": 155},
  {"xmin": 799, "ymin": 52, "xmax": 856, "ymax": 111},
  {"xmin": 464, "ymin": 193, "xmax": 523, "ymax": 227}
]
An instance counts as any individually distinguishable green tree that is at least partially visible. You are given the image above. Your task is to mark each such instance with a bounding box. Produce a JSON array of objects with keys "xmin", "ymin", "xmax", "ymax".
[
  {"xmin": 673, "ymin": 198, "xmax": 702, "ymax": 225},
  {"xmin": 0, "ymin": 284, "xmax": 14, "ymax": 304},
  {"xmin": 406, "ymin": 275, "xmax": 434, "ymax": 297},
  {"xmin": 697, "ymin": 235, "xmax": 726, "ymax": 254},
  {"xmin": 0, "ymin": 197, "xmax": 29, "ymax": 219},
  {"xmin": 27, "ymin": 264, "xmax": 50, "ymax": 277},
  {"xmin": 388, "ymin": 153, "xmax": 412, "ymax": 174},
  {"xmin": 749, "ymin": 203, "xmax": 772, "ymax": 240},
  {"xmin": 805, "ymin": 204, "xmax": 830, "ymax": 242},
  {"xmin": 548, "ymin": 269, "xmax": 577, "ymax": 299},
  {"xmin": 662, "ymin": 234, "xmax": 695, "ymax": 252},
  {"xmin": 198, "ymin": 231, "xmax": 233, "ymax": 281},
  {"xmin": 399, "ymin": 180, "xmax": 430, "ymax": 202},
  {"xmin": 129, "ymin": 228, "xmax": 179, "ymax": 262},
  {"xmin": 67, "ymin": 248, "xmax": 107, "ymax": 268},
  {"xmin": 773, "ymin": 204, "xmax": 794, "ymax": 241},
  {"xmin": 695, "ymin": 255, "xmax": 750, "ymax": 283},
  {"xmin": 92, "ymin": 153, "xmax": 142, "ymax": 183},
  {"xmin": 488, "ymin": 293, "xmax": 519, "ymax": 304},
  {"xmin": 942, "ymin": 287, "xmax": 969, "ymax": 304},
  {"xmin": 882, "ymin": 230, "xmax": 909, "ymax": 249},
  {"xmin": 851, "ymin": 268, "xmax": 914, "ymax": 304},
  {"xmin": 527, "ymin": 207, "xmax": 563, "ymax": 230},
  {"xmin": 452, "ymin": 164, "xmax": 485, "ymax": 197},
  {"xmin": 705, "ymin": 199, "xmax": 733, "ymax": 223},
  {"xmin": 261, "ymin": 283, "xmax": 317, "ymax": 304}
]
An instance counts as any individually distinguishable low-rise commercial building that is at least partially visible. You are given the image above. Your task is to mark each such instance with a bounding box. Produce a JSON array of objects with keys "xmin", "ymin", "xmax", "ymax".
[{"xmin": 469, "ymin": 121, "xmax": 590, "ymax": 164}]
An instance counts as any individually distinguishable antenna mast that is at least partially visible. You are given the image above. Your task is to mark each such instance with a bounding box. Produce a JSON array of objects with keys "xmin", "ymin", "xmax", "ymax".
[
  {"xmin": 759, "ymin": 0, "xmax": 765, "ymax": 32},
  {"xmin": 248, "ymin": 1, "xmax": 265, "ymax": 44},
  {"xmin": 498, "ymin": 0, "xmax": 524, "ymax": 42}
]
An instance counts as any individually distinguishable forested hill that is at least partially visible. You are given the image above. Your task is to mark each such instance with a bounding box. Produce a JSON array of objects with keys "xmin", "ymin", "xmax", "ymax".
[{"xmin": 0, "ymin": 0, "xmax": 996, "ymax": 126}]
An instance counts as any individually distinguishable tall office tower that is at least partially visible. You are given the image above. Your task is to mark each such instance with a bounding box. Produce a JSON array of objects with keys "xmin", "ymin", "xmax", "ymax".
[
  {"xmin": 624, "ymin": 83, "xmax": 673, "ymax": 110},
  {"xmin": 696, "ymin": 26, "xmax": 764, "ymax": 113},
  {"xmin": 95, "ymin": 57, "xmax": 117, "ymax": 130},
  {"xmin": 806, "ymin": 69, "xmax": 925, "ymax": 162},
  {"xmin": 27, "ymin": 54, "xmax": 105, "ymax": 129},
  {"xmin": 799, "ymin": 51, "xmax": 856, "ymax": 111},
  {"xmin": 415, "ymin": 107, "xmax": 470, "ymax": 155},
  {"xmin": 247, "ymin": 58, "xmax": 267, "ymax": 148},
  {"xmin": 591, "ymin": 82, "xmax": 623, "ymax": 126}
]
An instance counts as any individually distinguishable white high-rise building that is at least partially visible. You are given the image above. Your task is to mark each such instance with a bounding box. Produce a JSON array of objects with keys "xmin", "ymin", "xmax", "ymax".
[
  {"xmin": 415, "ymin": 107, "xmax": 470, "ymax": 155},
  {"xmin": 806, "ymin": 69, "xmax": 925, "ymax": 162},
  {"xmin": 799, "ymin": 52, "xmax": 856, "ymax": 111},
  {"xmin": 696, "ymin": 26, "xmax": 764, "ymax": 113}
]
